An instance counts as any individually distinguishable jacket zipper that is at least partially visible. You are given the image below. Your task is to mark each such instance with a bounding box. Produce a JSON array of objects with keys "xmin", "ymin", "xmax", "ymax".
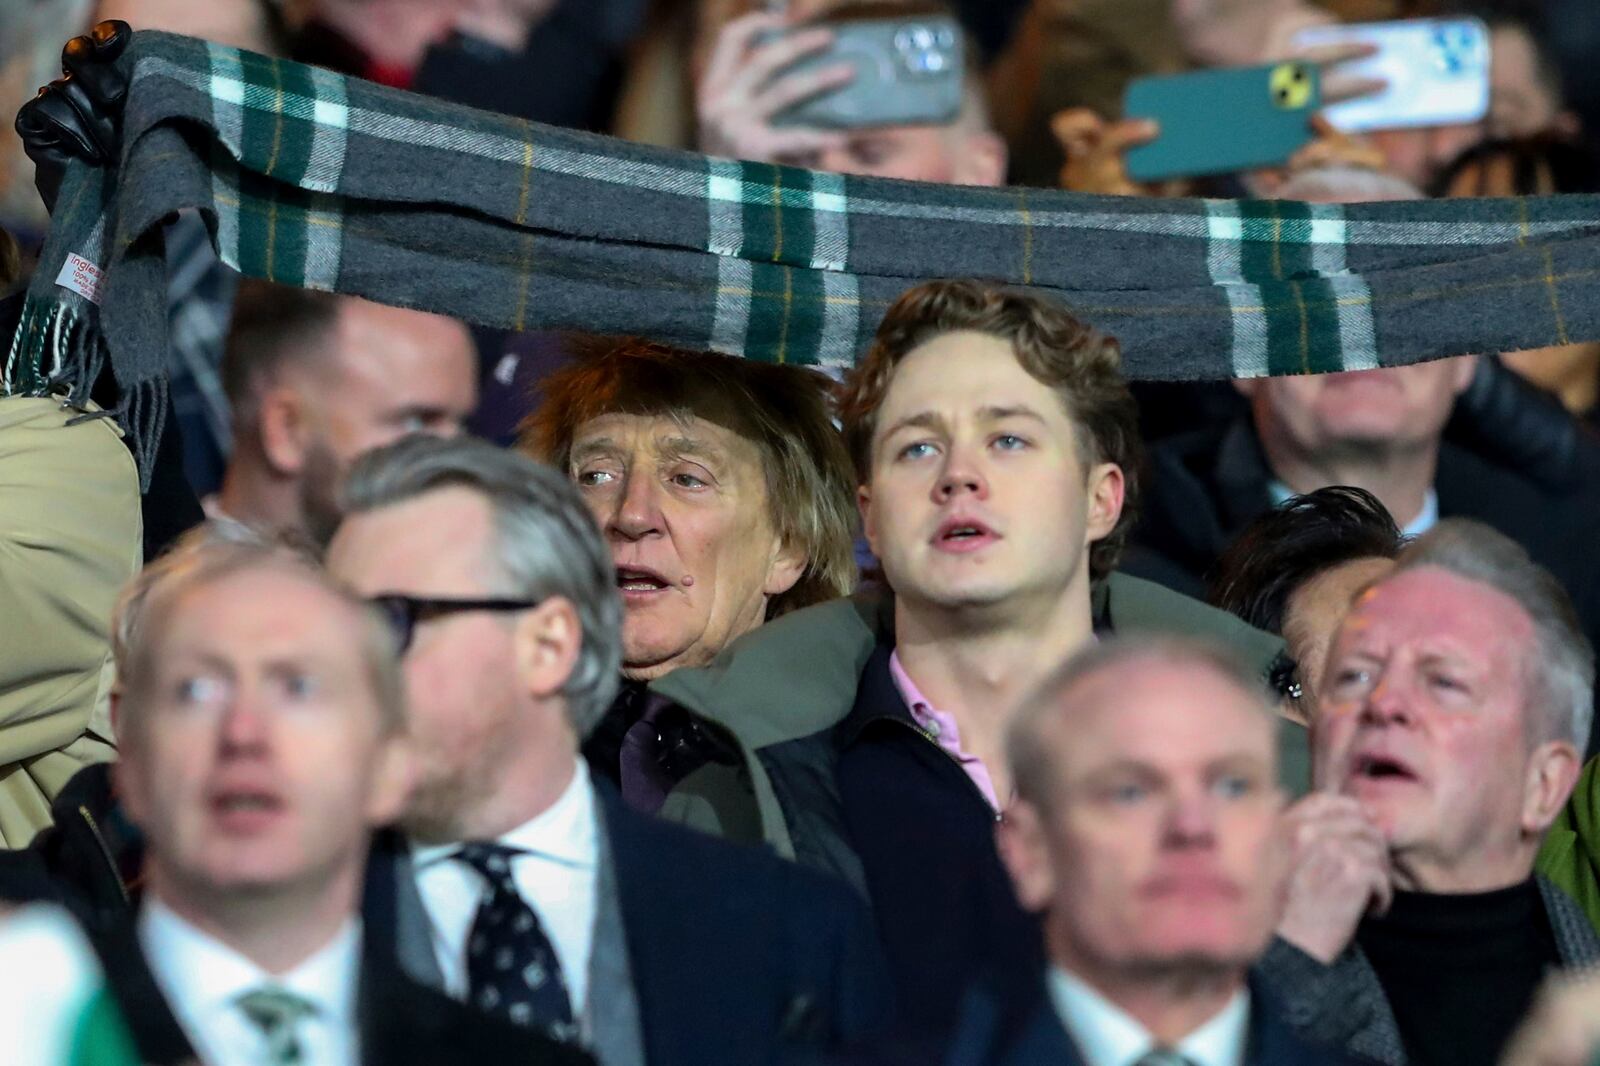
[
  {"xmin": 881, "ymin": 717, "xmax": 1003, "ymax": 822},
  {"xmin": 78, "ymin": 804, "xmax": 131, "ymax": 905}
]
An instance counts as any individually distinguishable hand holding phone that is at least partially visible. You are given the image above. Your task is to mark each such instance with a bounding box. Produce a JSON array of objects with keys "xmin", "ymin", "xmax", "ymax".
[
  {"xmin": 1122, "ymin": 62, "xmax": 1321, "ymax": 183},
  {"xmin": 697, "ymin": 11, "xmax": 855, "ymax": 162},
  {"xmin": 765, "ymin": 14, "xmax": 965, "ymax": 130},
  {"xmin": 1291, "ymin": 18, "xmax": 1490, "ymax": 133}
]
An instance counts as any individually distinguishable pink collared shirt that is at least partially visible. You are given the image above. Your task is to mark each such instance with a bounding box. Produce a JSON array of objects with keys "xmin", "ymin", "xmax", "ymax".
[{"xmin": 888, "ymin": 650, "xmax": 1002, "ymax": 813}]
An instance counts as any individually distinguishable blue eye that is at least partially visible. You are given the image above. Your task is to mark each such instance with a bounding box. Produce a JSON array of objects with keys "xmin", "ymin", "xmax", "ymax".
[
  {"xmin": 1109, "ymin": 783, "xmax": 1147, "ymax": 805},
  {"xmin": 992, "ymin": 434, "xmax": 1029, "ymax": 451},
  {"xmin": 1213, "ymin": 775, "xmax": 1253, "ymax": 800},
  {"xmin": 575, "ymin": 469, "xmax": 615, "ymax": 487},
  {"xmin": 896, "ymin": 441, "xmax": 936, "ymax": 461},
  {"xmin": 282, "ymin": 673, "xmax": 318, "ymax": 700},
  {"xmin": 1329, "ymin": 666, "xmax": 1373, "ymax": 696},
  {"xmin": 176, "ymin": 676, "xmax": 226, "ymax": 705}
]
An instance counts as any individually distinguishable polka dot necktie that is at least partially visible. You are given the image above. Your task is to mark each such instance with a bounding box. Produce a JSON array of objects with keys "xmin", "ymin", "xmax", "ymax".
[
  {"xmin": 455, "ymin": 841, "xmax": 576, "ymax": 1041},
  {"xmin": 236, "ymin": 986, "xmax": 317, "ymax": 1066}
]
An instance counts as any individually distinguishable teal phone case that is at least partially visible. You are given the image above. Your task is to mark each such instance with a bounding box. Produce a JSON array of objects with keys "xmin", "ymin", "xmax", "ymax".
[{"xmin": 1123, "ymin": 62, "xmax": 1320, "ymax": 183}]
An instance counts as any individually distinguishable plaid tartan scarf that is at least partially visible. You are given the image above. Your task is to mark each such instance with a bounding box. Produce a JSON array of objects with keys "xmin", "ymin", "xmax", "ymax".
[{"xmin": 9, "ymin": 31, "xmax": 1600, "ymax": 485}]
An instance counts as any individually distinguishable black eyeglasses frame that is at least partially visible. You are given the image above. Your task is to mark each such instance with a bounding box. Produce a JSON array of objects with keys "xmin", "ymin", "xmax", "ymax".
[{"xmin": 368, "ymin": 594, "xmax": 543, "ymax": 653}]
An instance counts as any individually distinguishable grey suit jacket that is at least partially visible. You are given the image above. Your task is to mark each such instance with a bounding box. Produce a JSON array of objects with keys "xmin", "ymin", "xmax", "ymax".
[{"xmin": 1255, "ymin": 876, "xmax": 1600, "ymax": 1066}]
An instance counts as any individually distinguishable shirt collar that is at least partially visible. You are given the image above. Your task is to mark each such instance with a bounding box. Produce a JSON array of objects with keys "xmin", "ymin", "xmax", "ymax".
[
  {"xmin": 1047, "ymin": 966, "xmax": 1249, "ymax": 1066},
  {"xmin": 411, "ymin": 759, "xmax": 597, "ymax": 871},
  {"xmin": 138, "ymin": 897, "xmax": 362, "ymax": 1027}
]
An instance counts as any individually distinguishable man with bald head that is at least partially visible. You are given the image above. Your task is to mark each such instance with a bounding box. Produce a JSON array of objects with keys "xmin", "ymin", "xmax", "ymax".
[
  {"xmin": 965, "ymin": 639, "xmax": 1347, "ymax": 1066},
  {"xmin": 213, "ymin": 281, "xmax": 478, "ymax": 544},
  {"xmin": 1261, "ymin": 520, "xmax": 1600, "ymax": 1066}
]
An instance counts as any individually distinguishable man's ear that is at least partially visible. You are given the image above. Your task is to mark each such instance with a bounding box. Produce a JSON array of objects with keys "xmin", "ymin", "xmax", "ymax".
[
  {"xmin": 1084, "ymin": 462, "xmax": 1125, "ymax": 545},
  {"xmin": 763, "ymin": 534, "xmax": 807, "ymax": 600},
  {"xmin": 857, "ymin": 483, "xmax": 878, "ymax": 559},
  {"xmin": 257, "ymin": 387, "xmax": 312, "ymax": 476},
  {"xmin": 514, "ymin": 597, "xmax": 583, "ymax": 702},
  {"xmin": 957, "ymin": 131, "xmax": 1008, "ymax": 188},
  {"xmin": 996, "ymin": 799, "xmax": 1055, "ymax": 913},
  {"xmin": 365, "ymin": 732, "xmax": 417, "ymax": 828},
  {"xmin": 1522, "ymin": 738, "xmax": 1582, "ymax": 836},
  {"xmin": 111, "ymin": 740, "xmax": 147, "ymax": 831}
]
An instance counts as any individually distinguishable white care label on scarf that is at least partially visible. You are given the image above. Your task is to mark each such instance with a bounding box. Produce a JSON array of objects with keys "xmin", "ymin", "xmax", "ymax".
[{"xmin": 54, "ymin": 253, "xmax": 105, "ymax": 306}]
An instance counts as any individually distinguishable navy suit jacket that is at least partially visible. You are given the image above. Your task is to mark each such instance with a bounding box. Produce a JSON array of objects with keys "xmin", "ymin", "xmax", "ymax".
[
  {"xmin": 941, "ymin": 972, "xmax": 1361, "ymax": 1066},
  {"xmin": 365, "ymin": 784, "xmax": 894, "ymax": 1066}
]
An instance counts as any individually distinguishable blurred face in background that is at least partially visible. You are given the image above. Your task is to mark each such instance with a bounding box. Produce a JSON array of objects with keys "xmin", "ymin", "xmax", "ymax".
[
  {"xmin": 117, "ymin": 567, "xmax": 410, "ymax": 909},
  {"xmin": 1240, "ymin": 358, "xmax": 1477, "ymax": 469},
  {"xmin": 785, "ymin": 120, "xmax": 1006, "ymax": 186},
  {"xmin": 1000, "ymin": 657, "xmax": 1287, "ymax": 982},
  {"xmin": 286, "ymin": 300, "xmax": 477, "ymax": 544}
]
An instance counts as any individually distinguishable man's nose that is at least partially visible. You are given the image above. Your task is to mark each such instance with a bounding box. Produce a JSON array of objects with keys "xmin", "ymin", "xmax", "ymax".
[
  {"xmin": 935, "ymin": 447, "xmax": 987, "ymax": 501},
  {"xmin": 1158, "ymin": 795, "xmax": 1216, "ymax": 851},
  {"xmin": 610, "ymin": 472, "xmax": 663, "ymax": 539},
  {"xmin": 1360, "ymin": 669, "xmax": 1416, "ymax": 728},
  {"xmin": 219, "ymin": 695, "xmax": 270, "ymax": 754}
]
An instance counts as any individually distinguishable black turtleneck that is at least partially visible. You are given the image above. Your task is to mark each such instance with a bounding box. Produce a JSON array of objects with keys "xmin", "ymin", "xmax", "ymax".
[{"xmin": 1357, "ymin": 878, "xmax": 1557, "ymax": 1066}]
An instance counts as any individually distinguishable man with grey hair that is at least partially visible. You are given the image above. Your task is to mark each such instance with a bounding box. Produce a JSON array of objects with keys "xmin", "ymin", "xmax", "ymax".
[
  {"xmin": 950, "ymin": 637, "xmax": 1349, "ymax": 1066},
  {"xmin": 75, "ymin": 527, "xmax": 584, "ymax": 1066},
  {"xmin": 326, "ymin": 434, "xmax": 890, "ymax": 1066},
  {"xmin": 1259, "ymin": 518, "xmax": 1600, "ymax": 1066}
]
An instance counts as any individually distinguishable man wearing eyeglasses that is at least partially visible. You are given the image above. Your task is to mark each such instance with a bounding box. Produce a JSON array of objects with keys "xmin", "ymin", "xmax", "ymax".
[{"xmin": 324, "ymin": 434, "xmax": 891, "ymax": 1066}]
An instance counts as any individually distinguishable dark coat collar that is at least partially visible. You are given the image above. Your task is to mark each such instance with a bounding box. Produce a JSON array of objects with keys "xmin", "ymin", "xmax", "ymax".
[{"xmin": 833, "ymin": 642, "xmax": 916, "ymax": 751}]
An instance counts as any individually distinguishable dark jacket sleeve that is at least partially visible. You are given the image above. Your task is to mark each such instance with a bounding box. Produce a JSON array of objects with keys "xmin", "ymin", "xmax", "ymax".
[
  {"xmin": 1254, "ymin": 936, "xmax": 1403, "ymax": 1066},
  {"xmin": 766, "ymin": 856, "xmax": 897, "ymax": 1048},
  {"xmin": 821, "ymin": 872, "xmax": 896, "ymax": 1043}
]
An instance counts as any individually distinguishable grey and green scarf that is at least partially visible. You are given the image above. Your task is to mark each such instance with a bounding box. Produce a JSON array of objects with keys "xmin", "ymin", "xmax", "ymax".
[{"xmin": 10, "ymin": 31, "xmax": 1600, "ymax": 484}]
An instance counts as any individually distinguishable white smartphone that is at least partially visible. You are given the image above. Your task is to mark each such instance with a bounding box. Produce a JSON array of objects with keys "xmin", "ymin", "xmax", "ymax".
[{"xmin": 1293, "ymin": 17, "xmax": 1490, "ymax": 132}]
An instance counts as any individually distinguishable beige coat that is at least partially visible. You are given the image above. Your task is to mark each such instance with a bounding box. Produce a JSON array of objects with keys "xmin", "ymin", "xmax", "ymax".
[{"xmin": 0, "ymin": 397, "xmax": 140, "ymax": 848}]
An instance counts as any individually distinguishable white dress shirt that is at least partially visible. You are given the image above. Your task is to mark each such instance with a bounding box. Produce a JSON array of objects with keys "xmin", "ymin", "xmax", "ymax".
[
  {"xmin": 138, "ymin": 899, "xmax": 361, "ymax": 1066},
  {"xmin": 1048, "ymin": 966, "xmax": 1250, "ymax": 1066},
  {"xmin": 411, "ymin": 759, "xmax": 600, "ymax": 1014}
]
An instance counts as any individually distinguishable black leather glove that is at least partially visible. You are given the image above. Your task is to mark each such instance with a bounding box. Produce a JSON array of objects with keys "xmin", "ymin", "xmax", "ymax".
[{"xmin": 14, "ymin": 20, "xmax": 133, "ymax": 215}]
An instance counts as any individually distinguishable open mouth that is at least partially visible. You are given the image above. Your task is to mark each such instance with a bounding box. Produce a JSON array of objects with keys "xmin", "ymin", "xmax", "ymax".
[
  {"xmin": 210, "ymin": 789, "xmax": 284, "ymax": 829},
  {"xmin": 1352, "ymin": 753, "xmax": 1418, "ymax": 782},
  {"xmin": 942, "ymin": 525, "xmax": 985, "ymax": 541},
  {"xmin": 615, "ymin": 566, "xmax": 670, "ymax": 594},
  {"xmin": 933, "ymin": 518, "xmax": 998, "ymax": 548}
]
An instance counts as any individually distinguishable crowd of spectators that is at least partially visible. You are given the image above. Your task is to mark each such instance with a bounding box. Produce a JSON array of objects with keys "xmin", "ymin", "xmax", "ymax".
[{"xmin": 6, "ymin": 0, "xmax": 1600, "ymax": 1065}]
